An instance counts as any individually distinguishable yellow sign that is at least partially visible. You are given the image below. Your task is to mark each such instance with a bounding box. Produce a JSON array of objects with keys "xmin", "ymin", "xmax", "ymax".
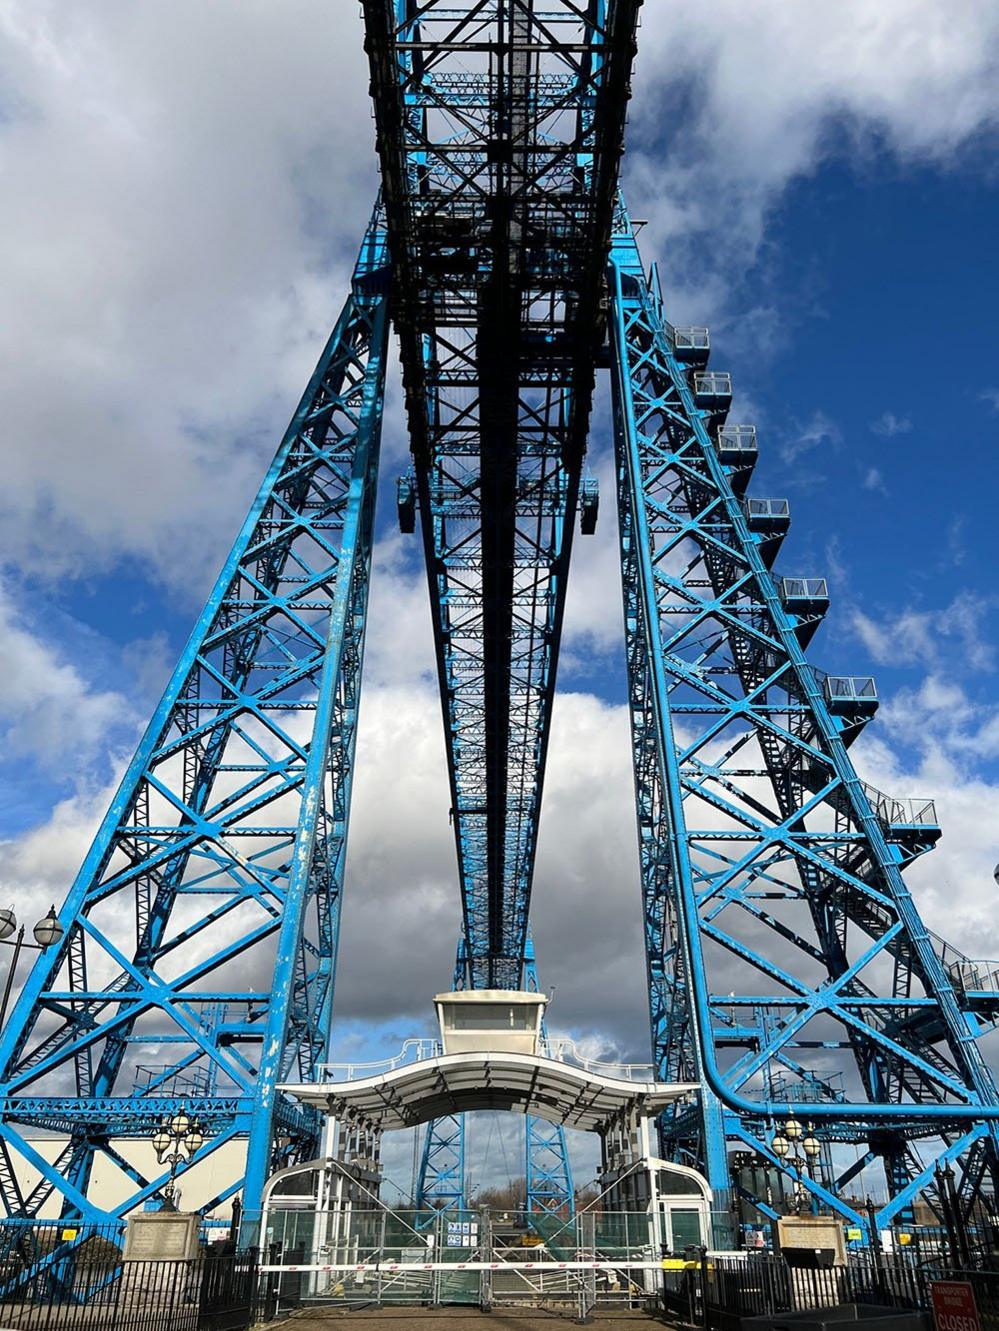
[
  {"xmin": 60, "ymin": 1228, "xmax": 78, "ymax": 1241},
  {"xmin": 846, "ymin": 1228, "xmax": 863, "ymax": 1240}
]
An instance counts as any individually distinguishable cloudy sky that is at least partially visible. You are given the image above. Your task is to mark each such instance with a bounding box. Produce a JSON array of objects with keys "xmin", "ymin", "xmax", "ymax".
[{"xmin": 2, "ymin": 1, "xmax": 999, "ymax": 1195}]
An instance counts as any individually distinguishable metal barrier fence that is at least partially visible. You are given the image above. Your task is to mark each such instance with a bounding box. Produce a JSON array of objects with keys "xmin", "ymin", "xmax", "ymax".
[
  {"xmin": 0, "ymin": 1236, "xmax": 257, "ymax": 1331},
  {"xmin": 261, "ymin": 1206, "xmax": 668, "ymax": 1320},
  {"xmin": 662, "ymin": 1250, "xmax": 999, "ymax": 1331},
  {"xmin": 263, "ymin": 1208, "xmax": 482, "ymax": 1309}
]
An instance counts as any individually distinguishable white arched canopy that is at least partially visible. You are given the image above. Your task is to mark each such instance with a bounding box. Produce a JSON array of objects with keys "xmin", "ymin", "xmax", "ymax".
[{"xmin": 282, "ymin": 1052, "xmax": 697, "ymax": 1135}]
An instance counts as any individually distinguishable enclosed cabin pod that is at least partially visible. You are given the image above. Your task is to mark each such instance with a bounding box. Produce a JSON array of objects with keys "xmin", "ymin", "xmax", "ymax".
[
  {"xmin": 261, "ymin": 1149, "xmax": 384, "ymax": 1299},
  {"xmin": 653, "ymin": 1160, "xmax": 719, "ymax": 1255},
  {"xmin": 397, "ymin": 473, "xmax": 416, "ymax": 534},
  {"xmin": 824, "ymin": 675, "xmax": 878, "ymax": 717},
  {"xmin": 780, "ymin": 577, "xmax": 829, "ymax": 646},
  {"xmin": 823, "ymin": 675, "xmax": 879, "ymax": 746},
  {"xmin": 692, "ymin": 371, "xmax": 732, "ymax": 427},
  {"xmin": 580, "ymin": 476, "xmax": 599, "ymax": 535},
  {"xmin": 601, "ymin": 1126, "xmax": 720, "ymax": 1256},
  {"xmin": 435, "ymin": 990, "xmax": 546, "ymax": 1056},
  {"xmin": 743, "ymin": 497, "xmax": 790, "ymax": 565},
  {"xmin": 673, "ymin": 326, "xmax": 710, "ymax": 366},
  {"xmin": 714, "ymin": 424, "xmax": 758, "ymax": 494}
]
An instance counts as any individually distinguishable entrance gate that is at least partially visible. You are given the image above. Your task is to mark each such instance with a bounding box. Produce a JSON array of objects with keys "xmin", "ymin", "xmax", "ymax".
[{"xmin": 262, "ymin": 1206, "xmax": 666, "ymax": 1320}]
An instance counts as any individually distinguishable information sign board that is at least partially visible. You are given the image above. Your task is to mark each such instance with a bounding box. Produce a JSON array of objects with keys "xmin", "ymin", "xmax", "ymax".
[
  {"xmin": 930, "ymin": 1280, "xmax": 981, "ymax": 1331},
  {"xmin": 445, "ymin": 1220, "xmax": 479, "ymax": 1249}
]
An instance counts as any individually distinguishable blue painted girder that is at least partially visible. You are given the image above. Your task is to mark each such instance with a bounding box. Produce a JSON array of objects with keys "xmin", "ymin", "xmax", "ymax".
[
  {"xmin": 608, "ymin": 198, "xmax": 999, "ymax": 1225},
  {"xmin": 523, "ymin": 936, "xmax": 574, "ymax": 1216},
  {"xmin": 0, "ymin": 215, "xmax": 392, "ymax": 1233}
]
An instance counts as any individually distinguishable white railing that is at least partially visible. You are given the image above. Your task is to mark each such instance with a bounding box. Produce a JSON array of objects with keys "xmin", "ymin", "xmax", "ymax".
[
  {"xmin": 318, "ymin": 1039, "xmax": 441, "ymax": 1082},
  {"xmin": 317, "ymin": 1037, "xmax": 657, "ymax": 1084},
  {"xmin": 540, "ymin": 1038, "xmax": 657, "ymax": 1083}
]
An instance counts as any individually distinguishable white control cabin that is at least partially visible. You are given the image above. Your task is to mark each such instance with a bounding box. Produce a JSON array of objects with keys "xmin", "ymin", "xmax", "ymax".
[{"xmin": 434, "ymin": 989, "xmax": 546, "ymax": 1056}]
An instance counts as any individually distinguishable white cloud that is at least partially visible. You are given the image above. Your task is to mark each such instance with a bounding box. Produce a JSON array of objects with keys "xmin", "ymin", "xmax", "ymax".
[
  {"xmin": 944, "ymin": 517, "xmax": 969, "ymax": 570},
  {"xmin": 3, "ymin": 1, "xmax": 997, "ymax": 592},
  {"xmin": 0, "ymin": 585, "xmax": 130, "ymax": 775},
  {"xmin": 558, "ymin": 448, "xmax": 627, "ymax": 670},
  {"xmin": 869, "ymin": 412, "xmax": 913, "ymax": 437},
  {"xmin": 0, "ymin": 779, "xmax": 119, "ymax": 916},
  {"xmin": 0, "ymin": 0, "xmax": 376, "ymax": 590},
  {"xmin": 336, "ymin": 677, "xmax": 649, "ymax": 1049},
  {"xmin": 628, "ymin": 2, "xmax": 999, "ymax": 316},
  {"xmin": 980, "ymin": 390, "xmax": 999, "ymax": 413},
  {"xmin": 855, "ymin": 677, "xmax": 999, "ymax": 960},
  {"xmin": 780, "ymin": 409, "xmax": 841, "ymax": 464},
  {"xmin": 850, "ymin": 591, "xmax": 996, "ymax": 672},
  {"xmin": 862, "ymin": 466, "xmax": 888, "ymax": 494}
]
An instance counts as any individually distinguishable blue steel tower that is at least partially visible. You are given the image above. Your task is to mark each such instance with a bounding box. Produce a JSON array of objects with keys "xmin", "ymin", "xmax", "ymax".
[
  {"xmin": 0, "ymin": 218, "xmax": 391, "ymax": 1246},
  {"xmin": 1, "ymin": 0, "xmax": 997, "ymax": 1261},
  {"xmin": 608, "ymin": 213, "xmax": 999, "ymax": 1227}
]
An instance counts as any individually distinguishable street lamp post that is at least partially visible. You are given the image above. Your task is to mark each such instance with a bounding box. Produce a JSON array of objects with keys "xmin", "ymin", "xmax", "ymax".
[
  {"xmin": 151, "ymin": 1107, "xmax": 205, "ymax": 1210},
  {"xmin": 771, "ymin": 1118, "xmax": 822, "ymax": 1213},
  {"xmin": 0, "ymin": 906, "xmax": 64, "ymax": 1031}
]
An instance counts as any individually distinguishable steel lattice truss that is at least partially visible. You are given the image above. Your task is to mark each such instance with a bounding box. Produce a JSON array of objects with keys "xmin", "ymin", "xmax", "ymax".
[
  {"xmin": 365, "ymin": 0, "xmax": 641, "ymax": 986},
  {"xmin": 523, "ymin": 936, "xmax": 574, "ymax": 1214},
  {"xmin": 0, "ymin": 222, "xmax": 391, "ymax": 1235},
  {"xmin": 608, "ymin": 206, "xmax": 999, "ymax": 1227},
  {"xmin": 417, "ymin": 940, "xmax": 472, "ymax": 1212}
]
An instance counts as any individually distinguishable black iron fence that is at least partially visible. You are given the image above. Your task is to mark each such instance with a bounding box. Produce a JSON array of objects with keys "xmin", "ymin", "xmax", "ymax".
[
  {"xmin": 0, "ymin": 1239, "xmax": 257, "ymax": 1331},
  {"xmin": 705, "ymin": 1252, "xmax": 924, "ymax": 1326},
  {"xmin": 663, "ymin": 1249, "xmax": 999, "ymax": 1330}
]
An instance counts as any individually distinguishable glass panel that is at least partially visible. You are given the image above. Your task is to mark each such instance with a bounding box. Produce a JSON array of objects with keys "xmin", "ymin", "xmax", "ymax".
[
  {"xmin": 657, "ymin": 1167, "xmax": 704, "ymax": 1196},
  {"xmin": 668, "ymin": 1207, "xmax": 703, "ymax": 1251},
  {"xmin": 449, "ymin": 1004, "xmax": 529, "ymax": 1029},
  {"xmin": 675, "ymin": 327, "xmax": 709, "ymax": 349},
  {"xmin": 710, "ymin": 1209, "xmax": 739, "ymax": 1251}
]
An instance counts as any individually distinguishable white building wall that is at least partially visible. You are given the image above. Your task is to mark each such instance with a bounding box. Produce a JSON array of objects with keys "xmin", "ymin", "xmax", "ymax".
[{"xmin": 11, "ymin": 1139, "xmax": 246, "ymax": 1218}]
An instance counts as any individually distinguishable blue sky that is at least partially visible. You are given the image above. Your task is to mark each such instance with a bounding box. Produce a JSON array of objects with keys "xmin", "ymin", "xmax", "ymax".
[{"xmin": 1, "ymin": 0, "xmax": 999, "ymax": 1195}]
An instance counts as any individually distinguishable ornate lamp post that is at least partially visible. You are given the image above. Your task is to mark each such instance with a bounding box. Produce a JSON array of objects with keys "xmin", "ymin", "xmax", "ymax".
[
  {"xmin": 151, "ymin": 1106, "xmax": 205, "ymax": 1209},
  {"xmin": 771, "ymin": 1118, "xmax": 822, "ymax": 1212},
  {"xmin": 0, "ymin": 906, "xmax": 64, "ymax": 1030}
]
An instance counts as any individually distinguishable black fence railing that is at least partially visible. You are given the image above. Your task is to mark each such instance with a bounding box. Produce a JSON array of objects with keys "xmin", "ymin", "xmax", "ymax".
[
  {"xmin": 938, "ymin": 1267, "xmax": 999, "ymax": 1325},
  {"xmin": 662, "ymin": 1249, "xmax": 999, "ymax": 1331},
  {"xmin": 0, "ymin": 1245, "xmax": 258, "ymax": 1331},
  {"xmin": 705, "ymin": 1252, "xmax": 925, "ymax": 1323}
]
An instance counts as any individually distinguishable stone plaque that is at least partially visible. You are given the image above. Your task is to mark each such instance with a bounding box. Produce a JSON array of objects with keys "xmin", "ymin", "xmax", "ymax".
[
  {"xmin": 124, "ymin": 1212, "xmax": 200, "ymax": 1261},
  {"xmin": 776, "ymin": 1215, "xmax": 846, "ymax": 1263}
]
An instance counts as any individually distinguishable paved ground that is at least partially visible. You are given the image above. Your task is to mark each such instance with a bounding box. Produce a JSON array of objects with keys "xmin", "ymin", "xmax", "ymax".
[{"xmin": 258, "ymin": 1309, "xmax": 672, "ymax": 1329}]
